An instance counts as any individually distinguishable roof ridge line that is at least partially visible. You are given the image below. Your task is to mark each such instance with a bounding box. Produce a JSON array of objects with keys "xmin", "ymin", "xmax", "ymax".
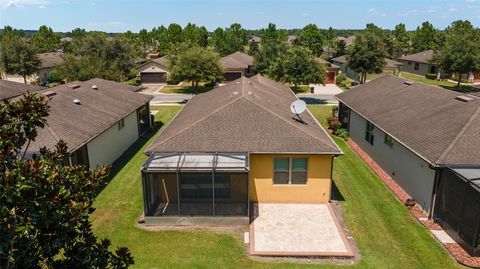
[
  {"xmin": 149, "ymin": 93, "xmax": 243, "ymax": 149},
  {"xmin": 436, "ymin": 104, "xmax": 480, "ymax": 165},
  {"xmin": 242, "ymin": 97, "xmax": 339, "ymax": 152}
]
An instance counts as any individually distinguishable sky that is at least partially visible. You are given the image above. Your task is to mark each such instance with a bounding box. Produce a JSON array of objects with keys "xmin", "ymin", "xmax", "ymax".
[{"xmin": 0, "ymin": 0, "xmax": 479, "ymax": 32}]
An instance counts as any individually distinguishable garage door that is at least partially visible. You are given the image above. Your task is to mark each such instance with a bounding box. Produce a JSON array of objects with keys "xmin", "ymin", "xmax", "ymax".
[
  {"xmin": 224, "ymin": 72, "xmax": 242, "ymax": 81},
  {"xmin": 325, "ymin": 71, "xmax": 336, "ymax": 84},
  {"xmin": 141, "ymin": 73, "xmax": 166, "ymax": 84}
]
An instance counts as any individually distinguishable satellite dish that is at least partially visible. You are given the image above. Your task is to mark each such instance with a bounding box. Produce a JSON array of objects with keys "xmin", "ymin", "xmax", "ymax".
[{"xmin": 290, "ymin": 100, "xmax": 306, "ymax": 115}]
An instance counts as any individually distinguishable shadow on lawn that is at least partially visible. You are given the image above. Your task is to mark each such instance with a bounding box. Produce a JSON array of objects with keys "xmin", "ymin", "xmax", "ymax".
[
  {"xmin": 331, "ymin": 179, "xmax": 345, "ymax": 201},
  {"xmin": 94, "ymin": 121, "xmax": 164, "ymax": 196}
]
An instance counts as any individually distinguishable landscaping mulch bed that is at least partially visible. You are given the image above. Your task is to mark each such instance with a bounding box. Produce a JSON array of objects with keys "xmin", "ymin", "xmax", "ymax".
[{"xmin": 347, "ymin": 138, "xmax": 480, "ymax": 268}]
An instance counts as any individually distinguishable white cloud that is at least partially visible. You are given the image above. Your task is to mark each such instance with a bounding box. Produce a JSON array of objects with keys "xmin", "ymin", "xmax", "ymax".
[
  {"xmin": 0, "ymin": 0, "xmax": 48, "ymax": 8},
  {"xmin": 466, "ymin": 0, "xmax": 476, "ymax": 3},
  {"xmin": 448, "ymin": 7, "xmax": 457, "ymax": 12},
  {"xmin": 106, "ymin": 21, "xmax": 124, "ymax": 26},
  {"xmin": 368, "ymin": 7, "xmax": 376, "ymax": 13},
  {"xmin": 367, "ymin": 7, "xmax": 385, "ymax": 17},
  {"xmin": 426, "ymin": 6, "xmax": 437, "ymax": 13}
]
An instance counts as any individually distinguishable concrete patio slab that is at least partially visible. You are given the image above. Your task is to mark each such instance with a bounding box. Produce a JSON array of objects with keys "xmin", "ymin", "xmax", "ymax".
[
  {"xmin": 250, "ymin": 203, "xmax": 353, "ymax": 257},
  {"xmin": 431, "ymin": 230, "xmax": 456, "ymax": 244}
]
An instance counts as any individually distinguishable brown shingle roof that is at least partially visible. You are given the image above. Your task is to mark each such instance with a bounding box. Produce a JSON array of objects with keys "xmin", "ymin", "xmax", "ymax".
[
  {"xmin": 146, "ymin": 75, "xmax": 342, "ymax": 155},
  {"xmin": 399, "ymin": 50, "xmax": 434, "ymax": 64},
  {"xmin": 332, "ymin": 55, "xmax": 402, "ymax": 68},
  {"xmin": 136, "ymin": 57, "xmax": 169, "ymax": 72},
  {"xmin": 25, "ymin": 79, "xmax": 152, "ymax": 156},
  {"xmin": 0, "ymin": 80, "xmax": 46, "ymax": 100},
  {"xmin": 220, "ymin": 52, "xmax": 254, "ymax": 70},
  {"xmin": 336, "ymin": 75, "xmax": 480, "ymax": 166},
  {"xmin": 37, "ymin": 52, "xmax": 64, "ymax": 69}
]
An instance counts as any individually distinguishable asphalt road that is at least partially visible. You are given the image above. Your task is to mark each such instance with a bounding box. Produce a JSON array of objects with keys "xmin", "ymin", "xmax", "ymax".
[{"xmin": 149, "ymin": 93, "xmax": 338, "ymax": 104}]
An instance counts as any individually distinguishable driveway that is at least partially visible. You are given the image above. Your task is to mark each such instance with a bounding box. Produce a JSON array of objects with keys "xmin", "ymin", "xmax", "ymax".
[
  {"xmin": 249, "ymin": 203, "xmax": 353, "ymax": 257},
  {"xmin": 309, "ymin": 83, "xmax": 343, "ymax": 95}
]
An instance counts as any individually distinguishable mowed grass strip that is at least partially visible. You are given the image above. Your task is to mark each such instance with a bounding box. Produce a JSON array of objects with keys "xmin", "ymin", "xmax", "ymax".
[{"xmin": 90, "ymin": 105, "xmax": 461, "ymax": 269}]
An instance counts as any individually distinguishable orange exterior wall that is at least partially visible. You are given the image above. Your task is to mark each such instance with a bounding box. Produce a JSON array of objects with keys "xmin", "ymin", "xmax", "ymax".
[{"xmin": 249, "ymin": 154, "xmax": 333, "ymax": 203}]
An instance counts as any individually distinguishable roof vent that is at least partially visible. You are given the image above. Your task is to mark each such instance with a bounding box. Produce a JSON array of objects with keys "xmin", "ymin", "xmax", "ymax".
[
  {"xmin": 91, "ymin": 85, "xmax": 98, "ymax": 90},
  {"xmin": 403, "ymin": 81, "xmax": 414, "ymax": 86},
  {"xmin": 68, "ymin": 84, "xmax": 80, "ymax": 89},
  {"xmin": 232, "ymin": 91, "xmax": 239, "ymax": 96},
  {"xmin": 456, "ymin": 95, "xmax": 475, "ymax": 102},
  {"xmin": 73, "ymin": 99, "xmax": 81, "ymax": 105},
  {"xmin": 42, "ymin": 91, "xmax": 56, "ymax": 97}
]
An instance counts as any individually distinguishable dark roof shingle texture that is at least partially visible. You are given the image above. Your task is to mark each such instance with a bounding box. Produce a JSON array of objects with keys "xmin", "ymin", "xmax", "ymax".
[
  {"xmin": 0, "ymin": 80, "xmax": 45, "ymax": 100},
  {"xmin": 336, "ymin": 75, "xmax": 480, "ymax": 166},
  {"xmin": 221, "ymin": 52, "xmax": 254, "ymax": 69},
  {"xmin": 146, "ymin": 75, "xmax": 341, "ymax": 154},
  {"xmin": 331, "ymin": 55, "xmax": 402, "ymax": 68},
  {"xmin": 25, "ymin": 79, "xmax": 152, "ymax": 155},
  {"xmin": 399, "ymin": 50, "xmax": 434, "ymax": 64},
  {"xmin": 37, "ymin": 52, "xmax": 64, "ymax": 69}
]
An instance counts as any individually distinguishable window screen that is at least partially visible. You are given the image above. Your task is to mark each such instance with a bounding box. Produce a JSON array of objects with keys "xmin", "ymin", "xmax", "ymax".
[{"xmin": 274, "ymin": 158, "xmax": 307, "ymax": 184}]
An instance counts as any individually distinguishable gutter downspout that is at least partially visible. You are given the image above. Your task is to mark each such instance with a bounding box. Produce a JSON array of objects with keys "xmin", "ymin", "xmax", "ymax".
[{"xmin": 428, "ymin": 167, "xmax": 441, "ymax": 219}]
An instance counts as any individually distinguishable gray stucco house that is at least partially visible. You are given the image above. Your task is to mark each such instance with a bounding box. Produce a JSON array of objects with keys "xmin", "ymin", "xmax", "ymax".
[
  {"xmin": 398, "ymin": 50, "xmax": 438, "ymax": 76},
  {"xmin": 336, "ymin": 75, "xmax": 480, "ymax": 256}
]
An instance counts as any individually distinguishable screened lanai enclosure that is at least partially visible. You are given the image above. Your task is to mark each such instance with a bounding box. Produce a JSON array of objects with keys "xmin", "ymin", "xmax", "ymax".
[
  {"xmin": 434, "ymin": 167, "xmax": 480, "ymax": 256},
  {"xmin": 141, "ymin": 153, "xmax": 250, "ymax": 225}
]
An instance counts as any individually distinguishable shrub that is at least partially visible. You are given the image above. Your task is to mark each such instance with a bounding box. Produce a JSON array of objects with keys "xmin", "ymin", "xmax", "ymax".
[
  {"xmin": 331, "ymin": 106, "xmax": 339, "ymax": 117},
  {"xmin": 425, "ymin": 73, "xmax": 437, "ymax": 80},
  {"xmin": 48, "ymin": 69, "xmax": 62, "ymax": 83},
  {"xmin": 327, "ymin": 116, "xmax": 338, "ymax": 124},
  {"xmin": 329, "ymin": 119, "xmax": 342, "ymax": 131},
  {"xmin": 336, "ymin": 73, "xmax": 347, "ymax": 85},
  {"xmin": 334, "ymin": 128, "xmax": 349, "ymax": 140}
]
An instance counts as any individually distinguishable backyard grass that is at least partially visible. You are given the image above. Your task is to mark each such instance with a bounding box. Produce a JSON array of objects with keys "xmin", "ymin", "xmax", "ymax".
[
  {"xmin": 160, "ymin": 82, "xmax": 214, "ymax": 94},
  {"xmin": 290, "ymin": 85, "xmax": 312, "ymax": 94},
  {"xmin": 90, "ymin": 104, "xmax": 461, "ymax": 269},
  {"xmin": 400, "ymin": 72, "xmax": 477, "ymax": 93}
]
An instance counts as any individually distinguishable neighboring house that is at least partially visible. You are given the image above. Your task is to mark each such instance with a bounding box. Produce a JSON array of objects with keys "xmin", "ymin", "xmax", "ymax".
[
  {"xmin": 336, "ymin": 75, "xmax": 480, "ymax": 255},
  {"xmin": 60, "ymin": 37, "xmax": 73, "ymax": 43},
  {"xmin": 331, "ymin": 55, "xmax": 402, "ymax": 82},
  {"xmin": 317, "ymin": 58, "xmax": 340, "ymax": 84},
  {"xmin": 36, "ymin": 52, "xmax": 65, "ymax": 85},
  {"xmin": 249, "ymin": 36, "xmax": 262, "ymax": 45},
  {"xmin": 398, "ymin": 50, "xmax": 438, "ymax": 76},
  {"xmin": 136, "ymin": 56, "xmax": 169, "ymax": 84},
  {"xmin": 23, "ymin": 78, "xmax": 153, "ymax": 169},
  {"xmin": 220, "ymin": 51, "xmax": 256, "ymax": 81},
  {"xmin": 141, "ymin": 75, "xmax": 342, "ymax": 225},
  {"xmin": 287, "ymin": 35, "xmax": 297, "ymax": 45},
  {"xmin": 1, "ymin": 52, "xmax": 64, "ymax": 85},
  {"xmin": 0, "ymin": 80, "xmax": 46, "ymax": 100},
  {"xmin": 335, "ymin": 36, "xmax": 355, "ymax": 47}
]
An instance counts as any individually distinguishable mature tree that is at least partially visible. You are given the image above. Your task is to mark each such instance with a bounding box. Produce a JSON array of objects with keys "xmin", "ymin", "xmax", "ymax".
[
  {"xmin": 435, "ymin": 20, "xmax": 480, "ymax": 88},
  {"xmin": 388, "ymin": 23, "xmax": 410, "ymax": 58},
  {"xmin": 150, "ymin": 26, "xmax": 169, "ymax": 55},
  {"xmin": 296, "ymin": 24, "xmax": 325, "ymax": 56},
  {"xmin": 31, "ymin": 25, "xmax": 61, "ymax": 53},
  {"xmin": 0, "ymin": 93, "xmax": 134, "ymax": 269},
  {"xmin": 325, "ymin": 26, "xmax": 336, "ymax": 48},
  {"xmin": 334, "ymin": 39, "xmax": 347, "ymax": 57},
  {"xmin": 166, "ymin": 23, "xmax": 183, "ymax": 45},
  {"xmin": 0, "ymin": 35, "xmax": 40, "ymax": 83},
  {"xmin": 168, "ymin": 45, "xmax": 223, "ymax": 93},
  {"xmin": 137, "ymin": 28, "xmax": 152, "ymax": 56},
  {"xmin": 210, "ymin": 23, "xmax": 248, "ymax": 56},
  {"xmin": 412, "ymin": 21, "xmax": 438, "ymax": 53},
  {"xmin": 268, "ymin": 46, "xmax": 326, "ymax": 88},
  {"xmin": 71, "ymin": 27, "xmax": 87, "ymax": 40},
  {"xmin": 183, "ymin": 23, "xmax": 208, "ymax": 47},
  {"xmin": 59, "ymin": 32, "xmax": 134, "ymax": 81},
  {"xmin": 347, "ymin": 31, "xmax": 387, "ymax": 84},
  {"xmin": 247, "ymin": 40, "xmax": 260, "ymax": 56},
  {"xmin": 254, "ymin": 23, "xmax": 288, "ymax": 74}
]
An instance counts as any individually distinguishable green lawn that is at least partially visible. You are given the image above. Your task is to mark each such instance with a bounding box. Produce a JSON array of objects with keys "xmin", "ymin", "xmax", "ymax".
[
  {"xmin": 400, "ymin": 72, "xmax": 476, "ymax": 93},
  {"xmin": 90, "ymin": 105, "xmax": 461, "ymax": 269},
  {"xmin": 290, "ymin": 85, "xmax": 312, "ymax": 94},
  {"xmin": 160, "ymin": 82, "xmax": 214, "ymax": 94}
]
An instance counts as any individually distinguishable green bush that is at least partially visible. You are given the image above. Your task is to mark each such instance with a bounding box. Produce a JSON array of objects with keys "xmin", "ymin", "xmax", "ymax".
[
  {"xmin": 425, "ymin": 73, "xmax": 437, "ymax": 80},
  {"xmin": 327, "ymin": 116, "xmax": 338, "ymax": 125},
  {"xmin": 336, "ymin": 73, "xmax": 347, "ymax": 85},
  {"xmin": 331, "ymin": 106, "xmax": 339, "ymax": 117},
  {"xmin": 334, "ymin": 128, "xmax": 349, "ymax": 140},
  {"xmin": 328, "ymin": 119, "xmax": 342, "ymax": 131},
  {"xmin": 48, "ymin": 69, "xmax": 62, "ymax": 83}
]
